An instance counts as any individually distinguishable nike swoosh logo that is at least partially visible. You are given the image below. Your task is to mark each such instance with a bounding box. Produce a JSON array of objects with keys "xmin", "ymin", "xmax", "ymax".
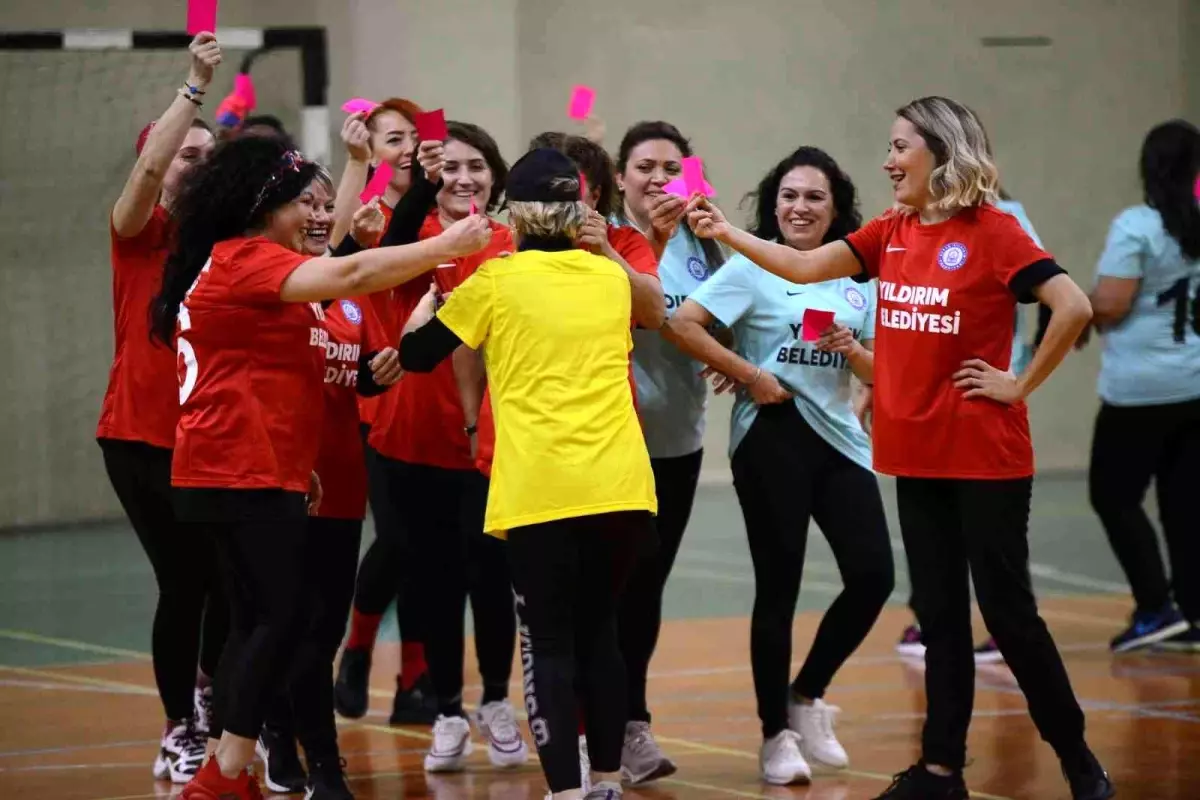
[
  {"xmin": 786, "ymin": 290, "xmax": 805, "ymax": 296},
  {"xmin": 886, "ymin": 245, "xmax": 906, "ymax": 252}
]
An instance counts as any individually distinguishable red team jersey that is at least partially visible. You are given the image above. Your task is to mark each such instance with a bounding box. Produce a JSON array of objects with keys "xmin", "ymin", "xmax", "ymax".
[
  {"xmin": 172, "ymin": 237, "xmax": 324, "ymax": 493},
  {"xmin": 473, "ymin": 223, "xmax": 660, "ymax": 477},
  {"xmin": 97, "ymin": 207, "xmax": 180, "ymax": 448},
  {"xmin": 369, "ymin": 212, "xmax": 514, "ymax": 471},
  {"xmin": 845, "ymin": 205, "xmax": 1052, "ymax": 479},
  {"xmin": 357, "ymin": 204, "xmax": 397, "ymax": 430},
  {"xmin": 314, "ymin": 296, "xmax": 389, "ymax": 519}
]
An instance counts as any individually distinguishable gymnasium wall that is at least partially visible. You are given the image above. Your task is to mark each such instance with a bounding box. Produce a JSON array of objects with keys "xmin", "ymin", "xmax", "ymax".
[{"xmin": 0, "ymin": 0, "xmax": 1193, "ymax": 525}]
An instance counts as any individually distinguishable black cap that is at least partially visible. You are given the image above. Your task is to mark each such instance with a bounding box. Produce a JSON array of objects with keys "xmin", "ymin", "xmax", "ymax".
[{"xmin": 506, "ymin": 148, "xmax": 580, "ymax": 202}]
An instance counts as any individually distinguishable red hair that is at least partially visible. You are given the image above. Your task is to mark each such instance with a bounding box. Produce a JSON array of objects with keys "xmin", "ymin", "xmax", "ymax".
[{"xmin": 365, "ymin": 97, "xmax": 425, "ymax": 131}]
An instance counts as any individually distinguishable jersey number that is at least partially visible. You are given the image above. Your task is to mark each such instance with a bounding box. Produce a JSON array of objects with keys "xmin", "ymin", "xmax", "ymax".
[
  {"xmin": 177, "ymin": 258, "xmax": 211, "ymax": 404},
  {"xmin": 1155, "ymin": 277, "xmax": 1200, "ymax": 343}
]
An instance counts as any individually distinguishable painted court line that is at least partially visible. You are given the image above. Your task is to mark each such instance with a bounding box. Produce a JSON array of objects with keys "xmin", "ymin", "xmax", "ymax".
[
  {"xmin": 0, "ymin": 664, "xmax": 157, "ymax": 696},
  {"xmin": 0, "ymin": 677, "xmax": 144, "ymax": 695},
  {"xmin": 0, "ymin": 629, "xmax": 151, "ymax": 661},
  {"xmin": 0, "ymin": 739, "xmax": 159, "ymax": 759}
]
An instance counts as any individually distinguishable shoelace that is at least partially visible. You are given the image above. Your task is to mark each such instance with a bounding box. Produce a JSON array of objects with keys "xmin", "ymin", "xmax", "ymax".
[
  {"xmin": 814, "ymin": 704, "xmax": 841, "ymax": 739},
  {"xmin": 627, "ymin": 724, "xmax": 658, "ymax": 756},
  {"xmin": 486, "ymin": 706, "xmax": 520, "ymax": 739}
]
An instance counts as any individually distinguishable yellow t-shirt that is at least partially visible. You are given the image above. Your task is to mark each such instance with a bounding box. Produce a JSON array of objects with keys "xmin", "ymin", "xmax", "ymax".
[{"xmin": 437, "ymin": 248, "xmax": 658, "ymax": 536}]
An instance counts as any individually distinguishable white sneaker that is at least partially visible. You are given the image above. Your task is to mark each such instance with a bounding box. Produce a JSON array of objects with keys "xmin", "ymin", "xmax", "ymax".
[
  {"xmin": 620, "ymin": 721, "xmax": 677, "ymax": 784},
  {"xmin": 475, "ymin": 700, "xmax": 529, "ymax": 768},
  {"xmin": 193, "ymin": 684, "xmax": 214, "ymax": 738},
  {"xmin": 424, "ymin": 715, "xmax": 474, "ymax": 773},
  {"xmin": 151, "ymin": 719, "xmax": 206, "ymax": 783},
  {"xmin": 585, "ymin": 780, "xmax": 623, "ymax": 799},
  {"xmin": 579, "ymin": 734, "xmax": 592, "ymax": 792},
  {"xmin": 789, "ymin": 698, "xmax": 848, "ymax": 769},
  {"xmin": 759, "ymin": 730, "xmax": 811, "ymax": 786}
]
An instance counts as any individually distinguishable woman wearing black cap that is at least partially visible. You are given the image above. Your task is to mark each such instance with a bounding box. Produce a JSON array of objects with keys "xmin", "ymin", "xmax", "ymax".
[{"xmin": 399, "ymin": 148, "xmax": 656, "ymax": 800}]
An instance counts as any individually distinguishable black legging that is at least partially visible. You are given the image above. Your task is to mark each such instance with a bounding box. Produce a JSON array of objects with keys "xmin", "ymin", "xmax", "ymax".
[
  {"xmin": 1088, "ymin": 397, "xmax": 1200, "ymax": 620},
  {"xmin": 896, "ymin": 476, "xmax": 1086, "ymax": 769},
  {"xmin": 100, "ymin": 439, "xmax": 227, "ymax": 722},
  {"xmin": 509, "ymin": 511, "xmax": 650, "ymax": 793},
  {"xmin": 263, "ymin": 516, "xmax": 364, "ymax": 761},
  {"xmin": 381, "ymin": 457, "xmax": 515, "ymax": 715},
  {"xmin": 350, "ymin": 425, "xmax": 423, "ymax": 644},
  {"xmin": 730, "ymin": 402, "xmax": 893, "ymax": 738},
  {"xmin": 618, "ymin": 448, "xmax": 702, "ymax": 724},
  {"xmin": 177, "ymin": 489, "xmax": 309, "ymax": 741}
]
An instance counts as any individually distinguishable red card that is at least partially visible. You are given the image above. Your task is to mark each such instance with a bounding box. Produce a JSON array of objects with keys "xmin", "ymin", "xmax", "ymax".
[
  {"xmin": 433, "ymin": 263, "xmax": 457, "ymax": 296},
  {"xmin": 187, "ymin": 0, "xmax": 218, "ymax": 35},
  {"xmin": 567, "ymin": 85, "xmax": 596, "ymax": 120},
  {"xmin": 359, "ymin": 161, "xmax": 394, "ymax": 204},
  {"xmin": 414, "ymin": 109, "xmax": 448, "ymax": 141},
  {"xmin": 801, "ymin": 309, "xmax": 836, "ymax": 342}
]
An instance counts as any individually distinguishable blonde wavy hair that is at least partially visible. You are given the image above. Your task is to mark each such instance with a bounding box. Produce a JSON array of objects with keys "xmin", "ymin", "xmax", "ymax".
[
  {"xmin": 895, "ymin": 96, "xmax": 999, "ymax": 214},
  {"xmin": 508, "ymin": 182, "xmax": 588, "ymax": 240}
]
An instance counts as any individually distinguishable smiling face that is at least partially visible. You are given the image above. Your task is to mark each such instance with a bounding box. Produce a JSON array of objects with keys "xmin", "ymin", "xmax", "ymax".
[
  {"xmin": 261, "ymin": 187, "xmax": 315, "ymax": 254},
  {"xmin": 775, "ymin": 165, "xmax": 836, "ymax": 251},
  {"xmin": 437, "ymin": 138, "xmax": 494, "ymax": 221},
  {"xmin": 884, "ymin": 116, "xmax": 938, "ymax": 210},
  {"xmin": 369, "ymin": 109, "xmax": 418, "ymax": 195},
  {"xmin": 301, "ymin": 180, "xmax": 335, "ymax": 256},
  {"xmin": 617, "ymin": 138, "xmax": 684, "ymax": 219},
  {"xmin": 162, "ymin": 127, "xmax": 215, "ymax": 206}
]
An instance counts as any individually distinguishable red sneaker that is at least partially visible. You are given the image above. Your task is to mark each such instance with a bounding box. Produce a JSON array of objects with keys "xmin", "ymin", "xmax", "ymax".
[{"xmin": 180, "ymin": 757, "xmax": 264, "ymax": 800}]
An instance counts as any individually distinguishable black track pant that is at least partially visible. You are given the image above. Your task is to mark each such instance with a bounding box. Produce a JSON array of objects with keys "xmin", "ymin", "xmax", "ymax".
[
  {"xmin": 100, "ymin": 439, "xmax": 227, "ymax": 722},
  {"xmin": 509, "ymin": 511, "xmax": 651, "ymax": 793},
  {"xmin": 177, "ymin": 489, "xmax": 309, "ymax": 741},
  {"xmin": 618, "ymin": 448, "xmax": 703, "ymax": 724},
  {"xmin": 730, "ymin": 403, "xmax": 893, "ymax": 738},
  {"xmin": 1088, "ymin": 397, "xmax": 1200, "ymax": 620},
  {"xmin": 265, "ymin": 517, "xmax": 364, "ymax": 761},
  {"xmin": 381, "ymin": 457, "xmax": 515, "ymax": 715},
  {"xmin": 896, "ymin": 476, "xmax": 1086, "ymax": 769}
]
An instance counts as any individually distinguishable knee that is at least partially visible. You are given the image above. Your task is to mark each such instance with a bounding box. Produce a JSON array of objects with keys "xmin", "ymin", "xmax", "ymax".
[{"xmin": 844, "ymin": 559, "xmax": 895, "ymax": 608}]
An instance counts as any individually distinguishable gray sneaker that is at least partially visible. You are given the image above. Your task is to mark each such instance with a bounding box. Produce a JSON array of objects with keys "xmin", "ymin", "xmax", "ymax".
[
  {"xmin": 585, "ymin": 780, "xmax": 623, "ymax": 799},
  {"xmin": 620, "ymin": 721, "xmax": 676, "ymax": 785}
]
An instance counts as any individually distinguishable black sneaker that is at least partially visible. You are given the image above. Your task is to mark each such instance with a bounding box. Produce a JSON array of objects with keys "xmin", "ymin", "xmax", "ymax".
[
  {"xmin": 256, "ymin": 725, "xmax": 308, "ymax": 794},
  {"xmin": 306, "ymin": 757, "xmax": 354, "ymax": 800},
  {"xmin": 334, "ymin": 647, "xmax": 372, "ymax": 720},
  {"xmin": 1061, "ymin": 746, "xmax": 1115, "ymax": 800},
  {"xmin": 389, "ymin": 672, "xmax": 439, "ymax": 726},
  {"xmin": 1110, "ymin": 603, "xmax": 1188, "ymax": 652},
  {"xmin": 1154, "ymin": 622, "xmax": 1200, "ymax": 652},
  {"xmin": 872, "ymin": 763, "xmax": 968, "ymax": 799}
]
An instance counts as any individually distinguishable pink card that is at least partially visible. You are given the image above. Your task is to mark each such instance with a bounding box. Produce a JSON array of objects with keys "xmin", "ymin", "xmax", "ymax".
[
  {"xmin": 187, "ymin": 0, "xmax": 218, "ymax": 35},
  {"xmin": 233, "ymin": 73, "xmax": 256, "ymax": 109},
  {"xmin": 579, "ymin": 171, "xmax": 589, "ymax": 200},
  {"xmin": 567, "ymin": 85, "xmax": 596, "ymax": 120},
  {"xmin": 359, "ymin": 161, "xmax": 394, "ymax": 204},
  {"xmin": 414, "ymin": 109, "xmax": 448, "ymax": 141},
  {"xmin": 1194, "ymin": 174, "xmax": 1200, "ymax": 199},
  {"xmin": 662, "ymin": 177, "xmax": 714, "ymax": 199},
  {"xmin": 469, "ymin": 198, "xmax": 478, "ymax": 215},
  {"xmin": 801, "ymin": 309, "xmax": 836, "ymax": 342},
  {"xmin": 681, "ymin": 156, "xmax": 705, "ymax": 195},
  {"xmin": 341, "ymin": 97, "xmax": 378, "ymax": 115}
]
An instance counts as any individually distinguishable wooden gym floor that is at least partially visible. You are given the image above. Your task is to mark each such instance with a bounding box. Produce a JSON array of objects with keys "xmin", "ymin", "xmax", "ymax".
[{"xmin": 2, "ymin": 476, "xmax": 1198, "ymax": 799}]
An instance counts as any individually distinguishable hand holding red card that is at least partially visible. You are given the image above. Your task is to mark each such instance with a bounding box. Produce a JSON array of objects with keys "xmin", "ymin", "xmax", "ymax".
[
  {"xmin": 414, "ymin": 109, "xmax": 448, "ymax": 142},
  {"xmin": 801, "ymin": 309, "xmax": 836, "ymax": 342},
  {"xmin": 187, "ymin": 0, "xmax": 218, "ymax": 35}
]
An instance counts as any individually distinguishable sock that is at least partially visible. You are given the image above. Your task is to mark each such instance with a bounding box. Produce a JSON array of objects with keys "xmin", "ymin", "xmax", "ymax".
[
  {"xmin": 345, "ymin": 610, "xmax": 384, "ymax": 651},
  {"xmin": 481, "ymin": 681, "xmax": 508, "ymax": 706},
  {"xmin": 439, "ymin": 694, "xmax": 465, "ymax": 719},
  {"xmin": 398, "ymin": 642, "xmax": 427, "ymax": 691}
]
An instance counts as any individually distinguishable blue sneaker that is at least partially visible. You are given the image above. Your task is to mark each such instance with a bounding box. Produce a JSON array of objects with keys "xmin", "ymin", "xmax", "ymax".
[
  {"xmin": 1154, "ymin": 623, "xmax": 1200, "ymax": 652},
  {"xmin": 1110, "ymin": 604, "xmax": 1189, "ymax": 653}
]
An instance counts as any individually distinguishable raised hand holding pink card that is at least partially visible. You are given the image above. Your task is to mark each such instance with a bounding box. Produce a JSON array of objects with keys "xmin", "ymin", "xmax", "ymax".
[
  {"xmin": 187, "ymin": 0, "xmax": 218, "ymax": 35},
  {"xmin": 341, "ymin": 98, "xmax": 378, "ymax": 115},
  {"xmin": 801, "ymin": 309, "xmax": 836, "ymax": 342},
  {"xmin": 360, "ymin": 162, "xmax": 394, "ymax": 204}
]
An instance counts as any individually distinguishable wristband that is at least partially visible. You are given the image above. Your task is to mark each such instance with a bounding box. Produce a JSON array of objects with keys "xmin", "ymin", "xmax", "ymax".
[
  {"xmin": 749, "ymin": 367, "xmax": 762, "ymax": 385},
  {"xmin": 179, "ymin": 88, "xmax": 203, "ymax": 107},
  {"xmin": 183, "ymin": 81, "xmax": 207, "ymax": 96}
]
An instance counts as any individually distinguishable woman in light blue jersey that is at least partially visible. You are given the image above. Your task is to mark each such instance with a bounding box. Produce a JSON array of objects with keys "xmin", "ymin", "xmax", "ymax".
[
  {"xmin": 602, "ymin": 121, "xmax": 725, "ymax": 784},
  {"xmin": 668, "ymin": 147, "xmax": 894, "ymax": 785},
  {"xmin": 1087, "ymin": 119, "xmax": 1200, "ymax": 653}
]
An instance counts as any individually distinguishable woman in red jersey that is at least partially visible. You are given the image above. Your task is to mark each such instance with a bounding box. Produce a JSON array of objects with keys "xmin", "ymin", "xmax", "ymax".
[
  {"xmin": 338, "ymin": 121, "xmax": 529, "ymax": 774},
  {"xmin": 687, "ymin": 97, "xmax": 1111, "ymax": 800},
  {"xmin": 96, "ymin": 33, "xmax": 225, "ymax": 784},
  {"xmin": 149, "ymin": 135, "xmax": 491, "ymax": 800},
  {"xmin": 331, "ymin": 98, "xmax": 440, "ymax": 727}
]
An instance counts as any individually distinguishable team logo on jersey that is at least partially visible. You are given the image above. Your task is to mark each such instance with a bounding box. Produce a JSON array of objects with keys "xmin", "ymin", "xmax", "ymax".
[
  {"xmin": 844, "ymin": 287, "xmax": 867, "ymax": 310},
  {"xmin": 340, "ymin": 299, "xmax": 362, "ymax": 325},
  {"xmin": 937, "ymin": 242, "xmax": 968, "ymax": 271},
  {"xmin": 686, "ymin": 256, "xmax": 708, "ymax": 281}
]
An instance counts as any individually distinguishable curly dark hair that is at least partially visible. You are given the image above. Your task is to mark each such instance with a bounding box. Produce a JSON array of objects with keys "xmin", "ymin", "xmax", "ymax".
[
  {"xmin": 742, "ymin": 146, "xmax": 862, "ymax": 245},
  {"xmin": 1140, "ymin": 119, "xmax": 1200, "ymax": 260},
  {"xmin": 151, "ymin": 135, "xmax": 319, "ymax": 343},
  {"xmin": 614, "ymin": 120, "xmax": 724, "ymax": 268},
  {"xmin": 527, "ymin": 132, "xmax": 617, "ymax": 217},
  {"xmin": 447, "ymin": 121, "xmax": 508, "ymax": 212}
]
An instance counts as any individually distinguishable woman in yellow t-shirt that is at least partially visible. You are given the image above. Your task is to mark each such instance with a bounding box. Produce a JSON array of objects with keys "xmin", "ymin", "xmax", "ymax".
[{"xmin": 399, "ymin": 148, "xmax": 656, "ymax": 800}]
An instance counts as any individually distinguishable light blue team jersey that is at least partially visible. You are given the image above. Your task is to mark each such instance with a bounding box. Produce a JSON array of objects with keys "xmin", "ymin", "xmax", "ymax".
[
  {"xmin": 1094, "ymin": 204, "xmax": 1200, "ymax": 406},
  {"xmin": 688, "ymin": 252, "xmax": 877, "ymax": 470},
  {"xmin": 621, "ymin": 223, "xmax": 715, "ymax": 459},
  {"xmin": 996, "ymin": 200, "xmax": 1044, "ymax": 375}
]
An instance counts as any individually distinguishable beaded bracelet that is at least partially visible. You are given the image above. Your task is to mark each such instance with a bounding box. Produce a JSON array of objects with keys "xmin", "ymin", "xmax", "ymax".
[{"xmin": 178, "ymin": 88, "xmax": 203, "ymax": 107}]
